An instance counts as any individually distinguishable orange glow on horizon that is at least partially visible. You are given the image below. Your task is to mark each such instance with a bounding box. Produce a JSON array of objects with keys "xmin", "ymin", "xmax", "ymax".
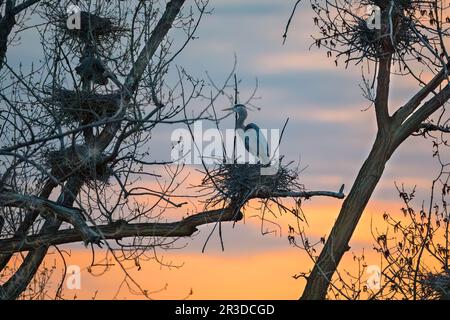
[{"xmin": 2, "ymin": 199, "xmax": 412, "ymax": 300}]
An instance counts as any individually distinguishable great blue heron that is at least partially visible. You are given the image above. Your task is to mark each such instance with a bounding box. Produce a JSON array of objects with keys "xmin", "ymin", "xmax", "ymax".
[{"xmin": 223, "ymin": 104, "xmax": 270, "ymax": 165}]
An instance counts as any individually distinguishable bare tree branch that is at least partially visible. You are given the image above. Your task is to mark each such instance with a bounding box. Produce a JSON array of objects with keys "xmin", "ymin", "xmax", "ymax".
[
  {"xmin": 124, "ymin": 0, "xmax": 186, "ymax": 94},
  {"xmin": 393, "ymin": 84, "xmax": 450, "ymax": 148},
  {"xmin": 253, "ymin": 187, "xmax": 345, "ymax": 200},
  {"xmin": 393, "ymin": 63, "xmax": 450, "ymax": 126},
  {"xmin": 417, "ymin": 123, "xmax": 450, "ymax": 134},
  {"xmin": 374, "ymin": 55, "xmax": 392, "ymax": 132},
  {"xmin": 0, "ymin": 207, "xmax": 243, "ymax": 254},
  {"xmin": 0, "ymin": 176, "xmax": 83, "ymax": 300},
  {"xmin": 0, "ymin": 191, "xmax": 101, "ymax": 245}
]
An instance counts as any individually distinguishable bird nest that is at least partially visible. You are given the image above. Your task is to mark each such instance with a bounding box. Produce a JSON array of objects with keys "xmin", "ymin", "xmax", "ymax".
[
  {"xmin": 352, "ymin": 11, "xmax": 419, "ymax": 60},
  {"xmin": 55, "ymin": 10, "xmax": 126, "ymax": 40},
  {"xmin": 317, "ymin": 0, "xmax": 421, "ymax": 63},
  {"xmin": 45, "ymin": 145, "xmax": 112, "ymax": 186},
  {"xmin": 48, "ymin": 88, "xmax": 120, "ymax": 124},
  {"xmin": 201, "ymin": 161, "xmax": 304, "ymax": 210},
  {"xmin": 45, "ymin": 4, "xmax": 128, "ymax": 52}
]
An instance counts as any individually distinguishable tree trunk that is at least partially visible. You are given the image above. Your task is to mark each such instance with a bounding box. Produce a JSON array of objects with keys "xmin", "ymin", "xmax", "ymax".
[
  {"xmin": 0, "ymin": 12, "xmax": 15, "ymax": 70},
  {"xmin": 300, "ymin": 131, "xmax": 393, "ymax": 299}
]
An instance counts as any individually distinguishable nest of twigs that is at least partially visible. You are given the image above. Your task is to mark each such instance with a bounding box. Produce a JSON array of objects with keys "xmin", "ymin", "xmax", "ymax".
[
  {"xmin": 353, "ymin": 0, "xmax": 420, "ymax": 58},
  {"xmin": 45, "ymin": 4, "xmax": 128, "ymax": 53},
  {"xmin": 423, "ymin": 270, "xmax": 450, "ymax": 299},
  {"xmin": 46, "ymin": 145, "xmax": 112, "ymax": 186},
  {"xmin": 353, "ymin": 9, "xmax": 419, "ymax": 59},
  {"xmin": 201, "ymin": 161, "xmax": 304, "ymax": 209},
  {"xmin": 55, "ymin": 10, "xmax": 127, "ymax": 41},
  {"xmin": 48, "ymin": 88, "xmax": 120, "ymax": 123}
]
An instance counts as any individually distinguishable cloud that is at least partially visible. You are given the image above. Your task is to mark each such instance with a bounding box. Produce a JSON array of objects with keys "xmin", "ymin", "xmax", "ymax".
[{"xmin": 254, "ymin": 52, "xmax": 338, "ymax": 73}]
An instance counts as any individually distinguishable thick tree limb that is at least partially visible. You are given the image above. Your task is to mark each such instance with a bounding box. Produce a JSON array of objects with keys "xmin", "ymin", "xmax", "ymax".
[
  {"xmin": 96, "ymin": 0, "xmax": 186, "ymax": 152},
  {"xmin": 0, "ymin": 191, "xmax": 101, "ymax": 245},
  {"xmin": 0, "ymin": 185, "xmax": 345, "ymax": 255},
  {"xmin": 374, "ymin": 55, "xmax": 392, "ymax": 132},
  {"xmin": 393, "ymin": 63, "xmax": 450, "ymax": 126},
  {"xmin": 12, "ymin": 0, "xmax": 41, "ymax": 15},
  {"xmin": 124, "ymin": 0, "xmax": 185, "ymax": 94},
  {"xmin": 253, "ymin": 186, "xmax": 345, "ymax": 200},
  {"xmin": 301, "ymin": 131, "xmax": 392, "ymax": 300},
  {"xmin": 0, "ymin": 184, "xmax": 344, "ymax": 256},
  {"xmin": 0, "ymin": 179, "xmax": 56, "ymax": 271},
  {"xmin": 0, "ymin": 208, "xmax": 243, "ymax": 254},
  {"xmin": 0, "ymin": 9, "xmax": 15, "ymax": 69},
  {"xmin": 0, "ymin": 177, "xmax": 83, "ymax": 300},
  {"xmin": 393, "ymin": 84, "xmax": 450, "ymax": 148},
  {"xmin": 0, "ymin": 192, "xmax": 80, "ymax": 218}
]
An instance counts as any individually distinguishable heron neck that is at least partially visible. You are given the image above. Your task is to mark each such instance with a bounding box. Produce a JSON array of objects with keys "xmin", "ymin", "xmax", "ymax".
[{"xmin": 235, "ymin": 111, "xmax": 247, "ymax": 129}]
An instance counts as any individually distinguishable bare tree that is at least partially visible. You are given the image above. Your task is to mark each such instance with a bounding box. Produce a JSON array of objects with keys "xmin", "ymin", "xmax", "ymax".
[
  {"xmin": 0, "ymin": 0, "xmax": 344, "ymax": 299},
  {"xmin": 285, "ymin": 0, "xmax": 450, "ymax": 299},
  {"xmin": 0, "ymin": 0, "xmax": 238, "ymax": 299}
]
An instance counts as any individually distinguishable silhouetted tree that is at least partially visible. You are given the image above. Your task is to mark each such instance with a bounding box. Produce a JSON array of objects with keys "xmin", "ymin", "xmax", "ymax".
[
  {"xmin": 285, "ymin": 0, "xmax": 450, "ymax": 299},
  {"xmin": 0, "ymin": 0, "xmax": 344, "ymax": 299}
]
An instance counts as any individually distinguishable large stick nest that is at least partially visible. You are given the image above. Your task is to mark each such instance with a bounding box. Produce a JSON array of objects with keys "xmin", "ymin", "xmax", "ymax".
[
  {"xmin": 313, "ymin": 0, "xmax": 422, "ymax": 63},
  {"xmin": 45, "ymin": 145, "xmax": 112, "ymax": 185},
  {"xmin": 201, "ymin": 161, "xmax": 304, "ymax": 209},
  {"xmin": 56, "ymin": 11, "xmax": 127, "ymax": 41},
  {"xmin": 47, "ymin": 87, "xmax": 120, "ymax": 123},
  {"xmin": 352, "ymin": 6, "xmax": 419, "ymax": 59},
  {"xmin": 422, "ymin": 270, "xmax": 450, "ymax": 299}
]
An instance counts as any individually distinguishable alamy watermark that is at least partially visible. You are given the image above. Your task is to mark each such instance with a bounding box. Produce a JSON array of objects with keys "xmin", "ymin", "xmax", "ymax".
[
  {"xmin": 66, "ymin": 4, "xmax": 81, "ymax": 30},
  {"xmin": 67, "ymin": 3, "xmax": 381, "ymax": 31},
  {"xmin": 170, "ymin": 121, "xmax": 280, "ymax": 176},
  {"xmin": 66, "ymin": 264, "xmax": 81, "ymax": 290},
  {"xmin": 365, "ymin": 5, "xmax": 381, "ymax": 30},
  {"xmin": 366, "ymin": 265, "xmax": 381, "ymax": 290}
]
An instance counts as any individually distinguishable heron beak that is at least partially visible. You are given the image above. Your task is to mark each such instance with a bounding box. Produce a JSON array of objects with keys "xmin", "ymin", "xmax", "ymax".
[{"xmin": 222, "ymin": 107, "xmax": 234, "ymax": 112}]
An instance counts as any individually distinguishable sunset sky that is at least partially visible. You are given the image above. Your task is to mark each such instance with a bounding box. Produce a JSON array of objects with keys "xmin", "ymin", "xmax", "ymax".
[{"xmin": 7, "ymin": 0, "xmax": 443, "ymax": 299}]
